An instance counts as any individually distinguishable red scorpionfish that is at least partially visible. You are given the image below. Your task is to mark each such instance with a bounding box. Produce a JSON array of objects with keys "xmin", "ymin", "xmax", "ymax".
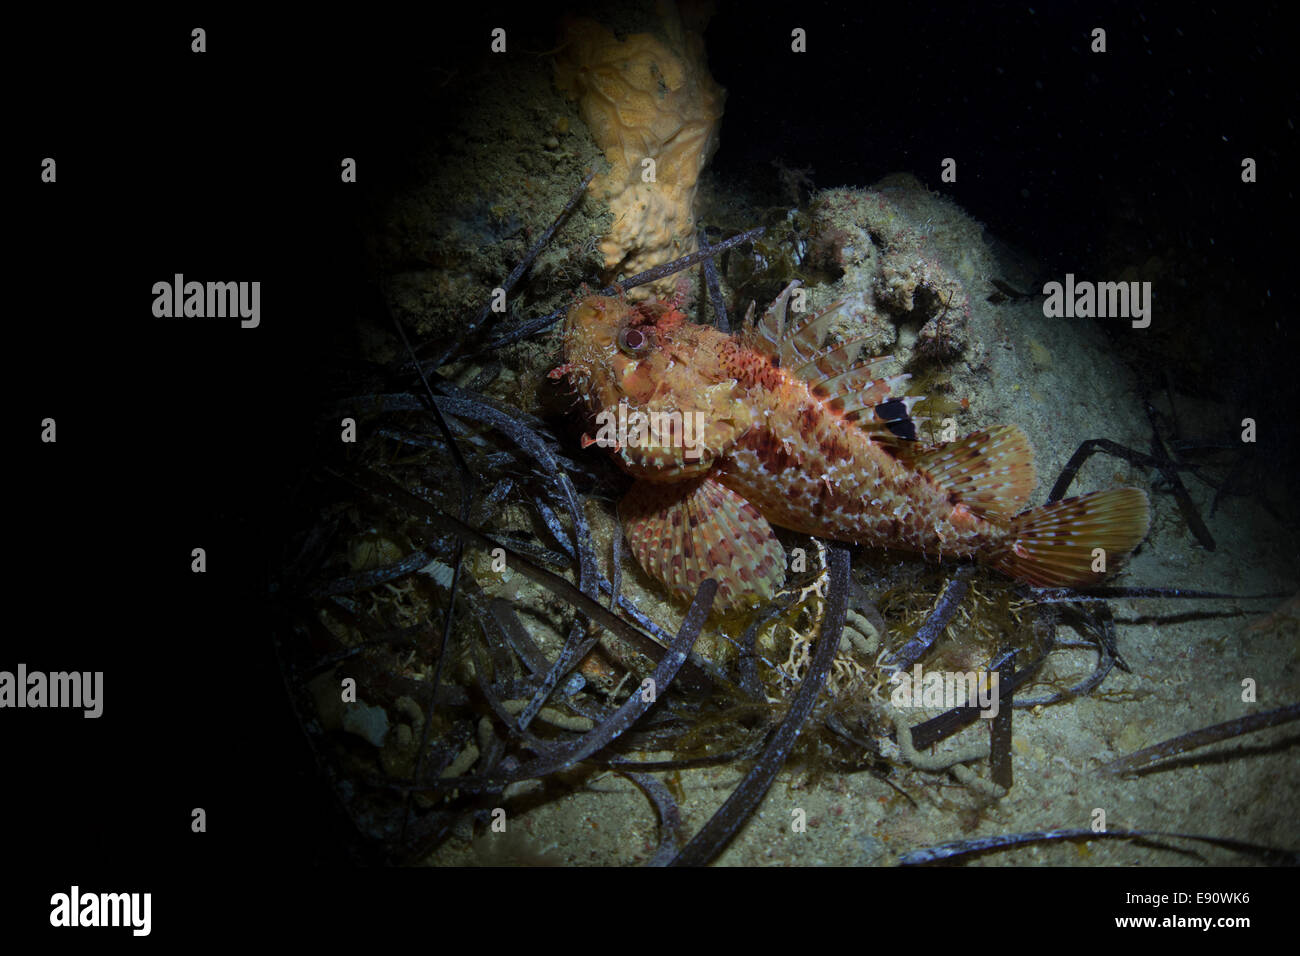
[{"xmin": 555, "ymin": 280, "xmax": 1150, "ymax": 613}]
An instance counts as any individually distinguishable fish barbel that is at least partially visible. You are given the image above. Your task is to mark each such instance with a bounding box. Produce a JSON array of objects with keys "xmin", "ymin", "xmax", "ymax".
[{"xmin": 557, "ymin": 281, "xmax": 1150, "ymax": 611}]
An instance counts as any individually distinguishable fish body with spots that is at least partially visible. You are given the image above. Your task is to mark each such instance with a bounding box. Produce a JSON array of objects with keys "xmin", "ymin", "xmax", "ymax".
[{"xmin": 557, "ymin": 282, "xmax": 1149, "ymax": 611}]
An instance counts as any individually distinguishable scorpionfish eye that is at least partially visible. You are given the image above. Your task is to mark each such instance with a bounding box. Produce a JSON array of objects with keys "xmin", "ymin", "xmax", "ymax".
[{"xmin": 617, "ymin": 325, "xmax": 655, "ymax": 357}]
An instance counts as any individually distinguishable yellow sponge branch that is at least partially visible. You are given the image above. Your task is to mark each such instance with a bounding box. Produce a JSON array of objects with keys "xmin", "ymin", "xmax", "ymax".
[{"xmin": 555, "ymin": 8, "xmax": 725, "ymax": 298}]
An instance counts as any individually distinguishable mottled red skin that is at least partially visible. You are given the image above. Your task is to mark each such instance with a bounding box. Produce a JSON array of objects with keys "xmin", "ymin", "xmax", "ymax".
[{"xmin": 561, "ymin": 294, "xmax": 1014, "ymax": 562}]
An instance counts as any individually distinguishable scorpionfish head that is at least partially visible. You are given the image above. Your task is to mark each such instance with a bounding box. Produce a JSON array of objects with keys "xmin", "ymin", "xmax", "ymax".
[{"xmin": 561, "ymin": 294, "xmax": 746, "ymax": 477}]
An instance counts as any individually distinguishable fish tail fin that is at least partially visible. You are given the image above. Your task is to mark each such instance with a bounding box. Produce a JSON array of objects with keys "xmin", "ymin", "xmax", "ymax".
[{"xmin": 987, "ymin": 488, "xmax": 1151, "ymax": 587}]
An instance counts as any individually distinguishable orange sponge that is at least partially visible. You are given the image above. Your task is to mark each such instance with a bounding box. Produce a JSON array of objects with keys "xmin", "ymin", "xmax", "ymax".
[{"xmin": 555, "ymin": 10, "xmax": 725, "ymax": 297}]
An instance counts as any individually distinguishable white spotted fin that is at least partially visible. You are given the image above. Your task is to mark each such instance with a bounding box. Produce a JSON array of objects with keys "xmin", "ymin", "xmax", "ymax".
[
  {"xmin": 988, "ymin": 487, "xmax": 1151, "ymax": 587},
  {"xmin": 904, "ymin": 425, "xmax": 1037, "ymax": 518},
  {"xmin": 618, "ymin": 476, "xmax": 786, "ymax": 612}
]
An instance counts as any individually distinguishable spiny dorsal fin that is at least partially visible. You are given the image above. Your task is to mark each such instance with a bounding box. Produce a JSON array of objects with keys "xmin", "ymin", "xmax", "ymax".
[
  {"xmin": 793, "ymin": 345, "xmax": 888, "ymax": 383},
  {"xmin": 740, "ymin": 280, "xmax": 799, "ymax": 359},
  {"xmin": 741, "ymin": 280, "xmax": 846, "ymax": 368},
  {"xmin": 823, "ymin": 393, "xmax": 925, "ymax": 444},
  {"xmin": 815, "ymin": 368, "xmax": 911, "ymax": 410},
  {"xmin": 781, "ymin": 298, "xmax": 848, "ymax": 368},
  {"xmin": 866, "ymin": 395, "xmax": 925, "ymax": 440},
  {"xmin": 742, "ymin": 281, "xmax": 923, "ymax": 441},
  {"xmin": 744, "ymin": 281, "xmax": 900, "ymax": 394}
]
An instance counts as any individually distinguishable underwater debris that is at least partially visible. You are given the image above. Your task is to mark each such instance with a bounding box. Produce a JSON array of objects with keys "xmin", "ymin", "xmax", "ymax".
[
  {"xmin": 440, "ymin": 169, "xmax": 596, "ymax": 367},
  {"xmin": 484, "ymin": 225, "xmax": 765, "ymax": 350},
  {"xmin": 668, "ymin": 544, "xmax": 851, "ymax": 866},
  {"xmin": 1099, "ymin": 701, "xmax": 1300, "ymax": 777},
  {"xmin": 899, "ymin": 827, "xmax": 1299, "ymax": 866},
  {"xmin": 885, "ymin": 566, "xmax": 975, "ymax": 669},
  {"xmin": 1009, "ymin": 608, "xmax": 1120, "ymax": 708},
  {"xmin": 893, "ymin": 709, "xmax": 1004, "ymax": 798},
  {"xmin": 471, "ymin": 579, "xmax": 717, "ymax": 786},
  {"xmin": 1047, "ymin": 433, "xmax": 1214, "ymax": 550},
  {"xmin": 696, "ymin": 225, "xmax": 730, "ymax": 331},
  {"xmin": 988, "ymin": 650, "xmax": 1015, "ymax": 789},
  {"xmin": 986, "ymin": 278, "xmax": 1036, "ymax": 304},
  {"xmin": 621, "ymin": 769, "xmax": 683, "ymax": 867},
  {"xmin": 333, "ymin": 463, "xmax": 729, "ymax": 695}
]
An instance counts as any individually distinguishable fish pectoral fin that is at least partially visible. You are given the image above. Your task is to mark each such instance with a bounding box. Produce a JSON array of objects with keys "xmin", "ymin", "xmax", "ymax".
[
  {"xmin": 618, "ymin": 477, "xmax": 786, "ymax": 613},
  {"xmin": 907, "ymin": 424, "xmax": 1037, "ymax": 518}
]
